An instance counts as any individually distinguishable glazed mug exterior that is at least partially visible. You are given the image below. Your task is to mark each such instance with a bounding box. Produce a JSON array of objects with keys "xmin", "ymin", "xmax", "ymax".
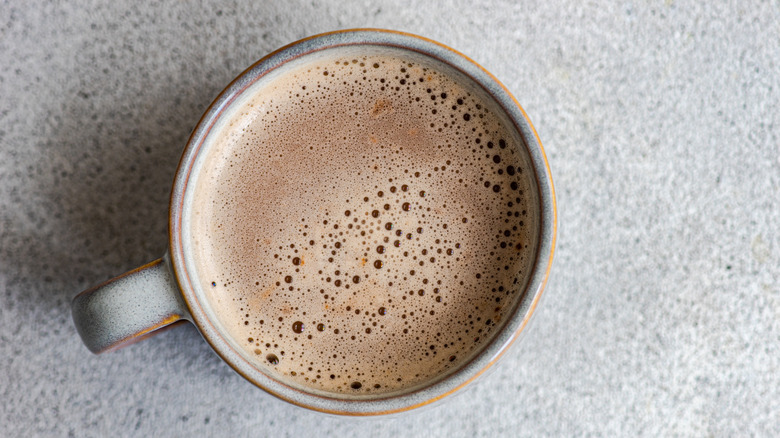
[{"xmin": 71, "ymin": 29, "xmax": 556, "ymax": 415}]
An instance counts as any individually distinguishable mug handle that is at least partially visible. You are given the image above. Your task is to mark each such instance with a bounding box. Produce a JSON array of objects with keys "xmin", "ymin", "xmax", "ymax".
[{"xmin": 71, "ymin": 256, "xmax": 191, "ymax": 353}]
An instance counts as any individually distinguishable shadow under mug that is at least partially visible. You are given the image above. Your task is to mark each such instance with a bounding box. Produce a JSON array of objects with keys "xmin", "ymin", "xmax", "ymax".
[{"xmin": 71, "ymin": 29, "xmax": 556, "ymax": 415}]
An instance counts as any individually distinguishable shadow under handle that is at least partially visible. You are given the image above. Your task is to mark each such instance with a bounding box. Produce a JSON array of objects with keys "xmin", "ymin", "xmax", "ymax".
[{"xmin": 71, "ymin": 257, "xmax": 191, "ymax": 353}]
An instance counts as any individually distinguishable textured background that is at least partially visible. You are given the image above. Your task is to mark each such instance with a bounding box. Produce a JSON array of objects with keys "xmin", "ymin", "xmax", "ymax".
[{"xmin": 1, "ymin": 1, "xmax": 779, "ymax": 436}]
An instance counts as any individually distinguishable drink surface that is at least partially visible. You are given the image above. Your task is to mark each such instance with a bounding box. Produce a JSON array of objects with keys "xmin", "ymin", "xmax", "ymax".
[{"xmin": 189, "ymin": 47, "xmax": 538, "ymax": 395}]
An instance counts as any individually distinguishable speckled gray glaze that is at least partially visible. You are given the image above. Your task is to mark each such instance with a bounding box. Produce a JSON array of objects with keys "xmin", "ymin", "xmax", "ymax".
[
  {"xmin": 72, "ymin": 29, "xmax": 556, "ymax": 415},
  {"xmin": 72, "ymin": 257, "xmax": 190, "ymax": 353}
]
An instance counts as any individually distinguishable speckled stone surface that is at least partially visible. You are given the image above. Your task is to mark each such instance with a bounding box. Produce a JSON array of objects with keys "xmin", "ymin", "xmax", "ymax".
[{"xmin": 1, "ymin": 1, "xmax": 778, "ymax": 436}]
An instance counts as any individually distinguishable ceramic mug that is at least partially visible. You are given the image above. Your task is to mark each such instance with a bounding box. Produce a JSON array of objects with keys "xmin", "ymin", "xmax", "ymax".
[{"xmin": 71, "ymin": 29, "xmax": 556, "ymax": 415}]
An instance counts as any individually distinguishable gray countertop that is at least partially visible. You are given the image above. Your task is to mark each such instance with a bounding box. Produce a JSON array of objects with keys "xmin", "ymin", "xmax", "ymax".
[{"xmin": 1, "ymin": 1, "xmax": 778, "ymax": 436}]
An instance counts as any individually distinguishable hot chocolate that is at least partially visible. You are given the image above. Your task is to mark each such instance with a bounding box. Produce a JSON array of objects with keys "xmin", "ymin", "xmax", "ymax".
[{"xmin": 189, "ymin": 47, "xmax": 538, "ymax": 395}]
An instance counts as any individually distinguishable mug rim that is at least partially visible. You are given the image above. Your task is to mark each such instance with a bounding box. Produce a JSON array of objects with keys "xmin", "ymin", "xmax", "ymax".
[{"xmin": 168, "ymin": 28, "xmax": 557, "ymax": 415}]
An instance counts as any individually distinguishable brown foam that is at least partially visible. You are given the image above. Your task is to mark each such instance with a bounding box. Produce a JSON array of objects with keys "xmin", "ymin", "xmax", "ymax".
[{"xmin": 189, "ymin": 49, "xmax": 538, "ymax": 395}]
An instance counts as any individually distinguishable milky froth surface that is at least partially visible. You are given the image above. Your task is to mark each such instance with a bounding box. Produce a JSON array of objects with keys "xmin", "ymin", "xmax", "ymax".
[{"xmin": 189, "ymin": 50, "xmax": 538, "ymax": 395}]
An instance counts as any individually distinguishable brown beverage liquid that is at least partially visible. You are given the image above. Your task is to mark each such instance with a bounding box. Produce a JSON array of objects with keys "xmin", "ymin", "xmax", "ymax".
[{"xmin": 189, "ymin": 47, "xmax": 538, "ymax": 395}]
